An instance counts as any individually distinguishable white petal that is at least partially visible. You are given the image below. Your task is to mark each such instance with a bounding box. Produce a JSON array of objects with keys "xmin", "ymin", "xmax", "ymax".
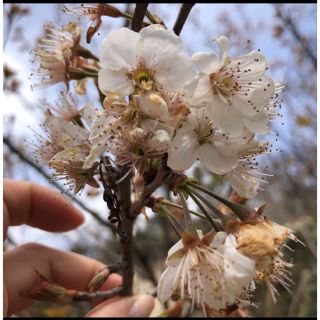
[
  {"xmin": 166, "ymin": 240, "xmax": 185, "ymax": 267},
  {"xmin": 135, "ymin": 92, "xmax": 169, "ymax": 121},
  {"xmin": 140, "ymin": 119, "xmax": 174, "ymax": 139},
  {"xmin": 83, "ymin": 144, "xmax": 105, "ymax": 169},
  {"xmin": 183, "ymin": 75, "xmax": 212, "ymax": 108},
  {"xmin": 98, "ymin": 68, "xmax": 133, "ymax": 96},
  {"xmin": 210, "ymin": 231, "xmax": 227, "ymax": 248},
  {"xmin": 100, "ymin": 28, "xmax": 140, "ymax": 70},
  {"xmin": 223, "ymin": 235, "xmax": 256, "ymax": 302},
  {"xmin": 196, "ymin": 143, "xmax": 239, "ymax": 175},
  {"xmin": 228, "ymin": 169, "xmax": 259, "ymax": 199},
  {"xmin": 167, "ymin": 123, "xmax": 198, "ymax": 171},
  {"xmin": 250, "ymin": 75, "xmax": 275, "ymax": 108},
  {"xmin": 155, "ymin": 54, "xmax": 195, "ymax": 92},
  {"xmin": 233, "ymin": 51, "xmax": 268, "ymax": 77},
  {"xmin": 157, "ymin": 266, "xmax": 179, "ymax": 304},
  {"xmin": 149, "ymin": 130, "xmax": 170, "ymax": 151},
  {"xmin": 206, "ymin": 98, "xmax": 245, "ymax": 135},
  {"xmin": 168, "ymin": 239, "xmax": 184, "ymax": 257},
  {"xmin": 192, "ymin": 52, "xmax": 221, "ymax": 74},
  {"xmin": 80, "ymin": 104, "xmax": 97, "ymax": 129},
  {"xmin": 214, "ymin": 36, "xmax": 229, "ymax": 64},
  {"xmin": 89, "ymin": 110, "xmax": 113, "ymax": 143},
  {"xmin": 141, "ymin": 24, "xmax": 181, "ymax": 68},
  {"xmin": 243, "ymin": 111, "xmax": 269, "ymax": 135}
]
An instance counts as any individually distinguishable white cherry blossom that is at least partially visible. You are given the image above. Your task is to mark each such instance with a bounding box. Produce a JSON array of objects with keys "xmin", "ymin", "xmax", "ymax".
[
  {"xmin": 184, "ymin": 36, "xmax": 275, "ymax": 135},
  {"xmin": 31, "ymin": 23, "xmax": 81, "ymax": 89},
  {"xmin": 157, "ymin": 230, "xmax": 256, "ymax": 314},
  {"xmin": 167, "ymin": 108, "xmax": 250, "ymax": 174},
  {"xmin": 98, "ymin": 24, "xmax": 195, "ymax": 95}
]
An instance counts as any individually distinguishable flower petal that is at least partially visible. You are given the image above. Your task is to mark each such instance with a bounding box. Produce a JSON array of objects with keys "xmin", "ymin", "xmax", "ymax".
[
  {"xmin": 149, "ymin": 130, "xmax": 170, "ymax": 151},
  {"xmin": 155, "ymin": 54, "xmax": 195, "ymax": 92},
  {"xmin": 223, "ymin": 234, "xmax": 256, "ymax": 303},
  {"xmin": 192, "ymin": 52, "xmax": 221, "ymax": 74},
  {"xmin": 196, "ymin": 143, "xmax": 239, "ymax": 175},
  {"xmin": 167, "ymin": 123, "xmax": 198, "ymax": 171},
  {"xmin": 250, "ymin": 75, "xmax": 275, "ymax": 108},
  {"xmin": 233, "ymin": 51, "xmax": 268, "ymax": 78},
  {"xmin": 135, "ymin": 92, "xmax": 169, "ymax": 121},
  {"xmin": 98, "ymin": 68, "xmax": 133, "ymax": 96},
  {"xmin": 206, "ymin": 98, "xmax": 245, "ymax": 135},
  {"xmin": 214, "ymin": 35, "xmax": 229, "ymax": 64},
  {"xmin": 100, "ymin": 27, "xmax": 140, "ymax": 70},
  {"xmin": 243, "ymin": 111, "xmax": 269, "ymax": 135},
  {"xmin": 183, "ymin": 75, "xmax": 212, "ymax": 108},
  {"xmin": 157, "ymin": 266, "xmax": 179, "ymax": 304},
  {"xmin": 80, "ymin": 104, "xmax": 97, "ymax": 129},
  {"xmin": 228, "ymin": 169, "xmax": 259, "ymax": 199},
  {"xmin": 141, "ymin": 24, "xmax": 181, "ymax": 69}
]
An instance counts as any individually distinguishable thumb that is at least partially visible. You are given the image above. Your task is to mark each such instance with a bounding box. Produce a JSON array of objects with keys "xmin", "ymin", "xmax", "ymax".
[{"xmin": 86, "ymin": 295, "xmax": 155, "ymax": 317}]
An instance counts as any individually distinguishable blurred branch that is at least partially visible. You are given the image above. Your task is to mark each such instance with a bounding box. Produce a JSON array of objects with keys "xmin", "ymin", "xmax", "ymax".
[
  {"xmin": 173, "ymin": 3, "xmax": 195, "ymax": 35},
  {"xmin": 131, "ymin": 3, "xmax": 149, "ymax": 32},
  {"xmin": 273, "ymin": 4, "xmax": 316, "ymax": 69}
]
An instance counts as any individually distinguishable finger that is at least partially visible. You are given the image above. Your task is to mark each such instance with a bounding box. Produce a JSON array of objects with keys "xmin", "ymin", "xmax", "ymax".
[
  {"xmin": 4, "ymin": 243, "xmax": 122, "ymax": 316},
  {"xmin": 3, "ymin": 179, "xmax": 84, "ymax": 238},
  {"xmin": 86, "ymin": 295, "xmax": 155, "ymax": 317}
]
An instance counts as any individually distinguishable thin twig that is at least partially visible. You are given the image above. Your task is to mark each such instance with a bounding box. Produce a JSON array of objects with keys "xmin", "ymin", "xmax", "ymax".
[
  {"xmin": 173, "ymin": 3, "xmax": 195, "ymax": 35},
  {"xmin": 273, "ymin": 4, "xmax": 316, "ymax": 69},
  {"xmin": 131, "ymin": 3, "xmax": 149, "ymax": 32},
  {"xmin": 74, "ymin": 287, "xmax": 122, "ymax": 301}
]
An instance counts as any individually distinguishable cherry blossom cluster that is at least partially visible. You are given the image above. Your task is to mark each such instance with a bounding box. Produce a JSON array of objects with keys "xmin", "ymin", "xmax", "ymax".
[{"xmin": 29, "ymin": 18, "xmax": 299, "ymax": 317}]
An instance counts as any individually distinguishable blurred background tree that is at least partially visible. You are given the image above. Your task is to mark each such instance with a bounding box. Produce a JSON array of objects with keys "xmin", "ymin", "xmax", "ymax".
[{"xmin": 3, "ymin": 3, "xmax": 316, "ymax": 317}]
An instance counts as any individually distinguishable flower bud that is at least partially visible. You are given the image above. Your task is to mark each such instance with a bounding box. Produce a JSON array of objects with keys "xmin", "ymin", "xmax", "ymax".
[{"xmin": 88, "ymin": 268, "xmax": 111, "ymax": 292}]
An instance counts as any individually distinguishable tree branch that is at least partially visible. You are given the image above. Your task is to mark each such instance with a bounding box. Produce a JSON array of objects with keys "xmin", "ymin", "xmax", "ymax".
[
  {"xmin": 273, "ymin": 4, "xmax": 316, "ymax": 69},
  {"xmin": 131, "ymin": 3, "xmax": 149, "ymax": 32},
  {"xmin": 74, "ymin": 287, "xmax": 122, "ymax": 302},
  {"xmin": 173, "ymin": 3, "xmax": 195, "ymax": 36},
  {"xmin": 118, "ymin": 166, "xmax": 134, "ymax": 296},
  {"xmin": 115, "ymin": 3, "xmax": 151, "ymax": 297}
]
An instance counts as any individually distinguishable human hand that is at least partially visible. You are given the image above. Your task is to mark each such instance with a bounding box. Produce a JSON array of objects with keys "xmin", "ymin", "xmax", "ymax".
[{"xmin": 3, "ymin": 179, "xmax": 154, "ymax": 317}]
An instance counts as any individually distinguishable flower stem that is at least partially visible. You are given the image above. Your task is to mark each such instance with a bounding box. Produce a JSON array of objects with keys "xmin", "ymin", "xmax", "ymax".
[{"xmin": 161, "ymin": 200, "xmax": 207, "ymax": 220}]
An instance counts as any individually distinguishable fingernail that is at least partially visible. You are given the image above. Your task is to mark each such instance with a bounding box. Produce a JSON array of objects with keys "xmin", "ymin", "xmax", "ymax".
[{"xmin": 128, "ymin": 295, "xmax": 155, "ymax": 317}]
